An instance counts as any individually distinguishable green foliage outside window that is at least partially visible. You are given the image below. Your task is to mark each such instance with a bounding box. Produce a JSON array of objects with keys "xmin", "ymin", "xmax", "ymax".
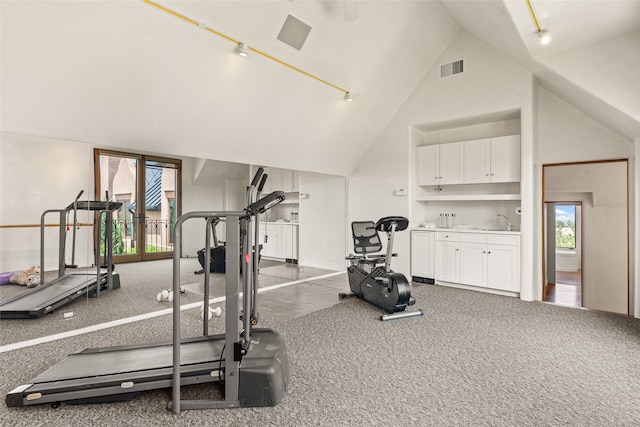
[{"xmin": 555, "ymin": 205, "xmax": 576, "ymax": 249}]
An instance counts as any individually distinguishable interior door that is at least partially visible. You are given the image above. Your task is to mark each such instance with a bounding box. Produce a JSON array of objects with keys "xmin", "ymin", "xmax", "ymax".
[{"xmin": 95, "ymin": 150, "xmax": 181, "ymax": 263}]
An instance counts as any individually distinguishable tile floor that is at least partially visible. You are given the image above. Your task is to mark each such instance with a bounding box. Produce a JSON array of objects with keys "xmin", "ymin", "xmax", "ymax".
[{"xmin": 183, "ymin": 261, "xmax": 349, "ymax": 322}]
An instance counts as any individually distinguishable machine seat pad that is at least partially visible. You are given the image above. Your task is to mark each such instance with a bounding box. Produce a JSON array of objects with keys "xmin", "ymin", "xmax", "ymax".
[{"xmin": 375, "ymin": 216, "xmax": 409, "ymax": 232}]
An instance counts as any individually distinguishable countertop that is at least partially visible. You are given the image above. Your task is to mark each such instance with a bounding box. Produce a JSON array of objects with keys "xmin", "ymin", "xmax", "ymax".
[
  {"xmin": 411, "ymin": 227, "xmax": 520, "ymax": 235},
  {"xmin": 260, "ymin": 221, "xmax": 299, "ymax": 225}
]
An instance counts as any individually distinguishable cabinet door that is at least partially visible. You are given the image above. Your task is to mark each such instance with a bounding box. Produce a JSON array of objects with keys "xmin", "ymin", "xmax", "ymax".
[
  {"xmin": 417, "ymin": 145, "xmax": 439, "ymax": 186},
  {"xmin": 490, "ymin": 135, "xmax": 520, "ymax": 183},
  {"xmin": 463, "ymin": 139, "xmax": 491, "ymax": 184},
  {"xmin": 263, "ymin": 167, "xmax": 283, "ymax": 192},
  {"xmin": 260, "ymin": 224, "xmax": 272, "ymax": 257},
  {"xmin": 281, "ymin": 169, "xmax": 299, "ymax": 192},
  {"xmin": 487, "ymin": 244, "xmax": 519, "ymax": 292},
  {"xmin": 285, "ymin": 225, "xmax": 298, "ymax": 260},
  {"xmin": 411, "ymin": 231, "xmax": 435, "ymax": 279},
  {"xmin": 435, "ymin": 241, "xmax": 460, "ymax": 283},
  {"xmin": 439, "ymin": 142, "xmax": 464, "ymax": 185},
  {"xmin": 460, "ymin": 243, "xmax": 487, "ymax": 287},
  {"xmin": 273, "ymin": 227, "xmax": 287, "ymax": 259}
]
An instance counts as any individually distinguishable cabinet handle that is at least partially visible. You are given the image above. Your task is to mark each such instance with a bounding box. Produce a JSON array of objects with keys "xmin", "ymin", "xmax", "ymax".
[
  {"xmin": 487, "ymin": 251, "xmax": 491, "ymax": 254},
  {"xmin": 483, "ymin": 251, "xmax": 486, "ymax": 253},
  {"xmin": 456, "ymin": 248, "xmax": 459, "ymax": 251}
]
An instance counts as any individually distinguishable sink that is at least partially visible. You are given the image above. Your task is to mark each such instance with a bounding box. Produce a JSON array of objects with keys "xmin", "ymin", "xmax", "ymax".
[{"xmin": 451, "ymin": 225, "xmax": 518, "ymax": 232}]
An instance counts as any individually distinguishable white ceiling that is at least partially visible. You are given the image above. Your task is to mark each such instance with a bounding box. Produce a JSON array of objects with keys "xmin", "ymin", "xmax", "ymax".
[{"xmin": 1, "ymin": 1, "xmax": 638, "ymax": 176}]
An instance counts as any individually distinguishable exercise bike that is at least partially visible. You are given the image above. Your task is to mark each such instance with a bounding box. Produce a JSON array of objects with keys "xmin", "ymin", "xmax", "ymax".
[{"xmin": 340, "ymin": 216, "xmax": 424, "ymax": 321}]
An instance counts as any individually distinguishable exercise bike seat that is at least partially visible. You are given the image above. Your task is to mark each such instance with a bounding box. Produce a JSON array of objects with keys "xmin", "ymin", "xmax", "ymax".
[{"xmin": 375, "ymin": 216, "xmax": 409, "ymax": 233}]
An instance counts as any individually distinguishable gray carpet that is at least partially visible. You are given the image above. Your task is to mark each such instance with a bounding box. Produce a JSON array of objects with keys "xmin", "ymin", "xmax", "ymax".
[{"xmin": 1, "ymin": 284, "xmax": 639, "ymax": 426}]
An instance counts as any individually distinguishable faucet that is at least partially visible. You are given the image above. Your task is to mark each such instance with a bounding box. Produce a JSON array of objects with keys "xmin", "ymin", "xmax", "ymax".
[{"xmin": 495, "ymin": 214, "xmax": 513, "ymax": 231}]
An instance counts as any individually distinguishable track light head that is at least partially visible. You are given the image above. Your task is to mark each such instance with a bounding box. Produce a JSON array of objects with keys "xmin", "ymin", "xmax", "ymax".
[
  {"xmin": 237, "ymin": 43, "xmax": 249, "ymax": 57},
  {"xmin": 538, "ymin": 30, "xmax": 551, "ymax": 45}
]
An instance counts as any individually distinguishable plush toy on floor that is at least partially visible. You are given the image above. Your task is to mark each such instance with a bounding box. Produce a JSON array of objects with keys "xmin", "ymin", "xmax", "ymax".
[
  {"xmin": 156, "ymin": 286, "xmax": 185, "ymax": 302},
  {"xmin": 0, "ymin": 266, "xmax": 40, "ymax": 288}
]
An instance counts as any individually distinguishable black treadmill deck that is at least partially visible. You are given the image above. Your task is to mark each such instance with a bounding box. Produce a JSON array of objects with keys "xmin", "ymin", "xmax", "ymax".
[
  {"xmin": 6, "ymin": 329, "xmax": 288, "ymax": 408},
  {"xmin": 0, "ymin": 272, "xmax": 119, "ymax": 319}
]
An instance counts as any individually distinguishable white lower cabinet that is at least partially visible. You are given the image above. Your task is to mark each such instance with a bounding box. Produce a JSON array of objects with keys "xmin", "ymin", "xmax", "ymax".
[
  {"xmin": 433, "ymin": 230, "xmax": 520, "ymax": 294},
  {"xmin": 435, "ymin": 232, "xmax": 460, "ymax": 283},
  {"xmin": 411, "ymin": 230, "xmax": 435, "ymax": 282},
  {"xmin": 260, "ymin": 222, "xmax": 298, "ymax": 261},
  {"xmin": 460, "ymin": 241, "xmax": 488, "ymax": 287},
  {"xmin": 486, "ymin": 243, "xmax": 519, "ymax": 292}
]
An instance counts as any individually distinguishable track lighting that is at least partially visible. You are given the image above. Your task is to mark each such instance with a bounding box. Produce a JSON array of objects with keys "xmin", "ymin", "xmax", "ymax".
[
  {"xmin": 538, "ymin": 30, "xmax": 551, "ymax": 45},
  {"xmin": 344, "ymin": 92, "xmax": 354, "ymax": 102},
  {"xmin": 525, "ymin": 0, "xmax": 551, "ymax": 45},
  {"xmin": 237, "ymin": 43, "xmax": 249, "ymax": 57},
  {"xmin": 143, "ymin": 0, "xmax": 352, "ymax": 99}
]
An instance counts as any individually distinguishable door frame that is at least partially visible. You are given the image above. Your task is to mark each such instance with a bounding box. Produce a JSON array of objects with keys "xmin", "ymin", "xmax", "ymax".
[
  {"xmin": 541, "ymin": 159, "xmax": 629, "ymax": 313},
  {"xmin": 543, "ymin": 201, "xmax": 583, "ymax": 306},
  {"xmin": 94, "ymin": 148, "xmax": 182, "ymax": 263}
]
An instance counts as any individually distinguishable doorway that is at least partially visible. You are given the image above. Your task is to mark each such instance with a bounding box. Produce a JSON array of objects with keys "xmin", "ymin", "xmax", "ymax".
[
  {"xmin": 542, "ymin": 160, "xmax": 629, "ymax": 314},
  {"xmin": 544, "ymin": 202, "xmax": 582, "ymax": 308},
  {"xmin": 94, "ymin": 149, "xmax": 182, "ymax": 263}
]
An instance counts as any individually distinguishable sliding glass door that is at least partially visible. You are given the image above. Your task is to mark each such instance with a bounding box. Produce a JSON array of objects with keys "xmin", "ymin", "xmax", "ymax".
[{"xmin": 94, "ymin": 149, "xmax": 181, "ymax": 263}]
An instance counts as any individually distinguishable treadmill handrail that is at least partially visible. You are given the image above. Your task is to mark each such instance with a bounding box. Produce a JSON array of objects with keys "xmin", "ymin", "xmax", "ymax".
[{"xmin": 172, "ymin": 211, "xmax": 245, "ymax": 413}]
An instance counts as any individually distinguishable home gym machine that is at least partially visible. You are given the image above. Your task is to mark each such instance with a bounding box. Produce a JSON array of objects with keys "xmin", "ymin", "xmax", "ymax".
[
  {"xmin": 0, "ymin": 191, "xmax": 122, "ymax": 319},
  {"xmin": 6, "ymin": 168, "xmax": 289, "ymax": 413},
  {"xmin": 340, "ymin": 216, "xmax": 424, "ymax": 321}
]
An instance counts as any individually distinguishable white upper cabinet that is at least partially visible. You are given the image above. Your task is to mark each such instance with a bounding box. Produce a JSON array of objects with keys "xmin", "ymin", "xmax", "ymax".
[
  {"xmin": 281, "ymin": 169, "xmax": 299, "ymax": 193},
  {"xmin": 262, "ymin": 167, "xmax": 300, "ymax": 193},
  {"xmin": 489, "ymin": 135, "xmax": 520, "ymax": 183},
  {"xmin": 463, "ymin": 135, "xmax": 520, "ymax": 184},
  {"xmin": 417, "ymin": 142, "xmax": 463, "ymax": 186},
  {"xmin": 439, "ymin": 142, "xmax": 464, "ymax": 185},
  {"xmin": 463, "ymin": 139, "xmax": 491, "ymax": 183},
  {"xmin": 417, "ymin": 144, "xmax": 439, "ymax": 186},
  {"xmin": 262, "ymin": 167, "xmax": 281, "ymax": 192}
]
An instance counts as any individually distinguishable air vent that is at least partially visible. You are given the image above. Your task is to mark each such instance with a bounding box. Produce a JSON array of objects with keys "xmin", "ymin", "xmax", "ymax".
[
  {"xmin": 277, "ymin": 15, "xmax": 312, "ymax": 50},
  {"xmin": 440, "ymin": 59, "xmax": 464, "ymax": 78}
]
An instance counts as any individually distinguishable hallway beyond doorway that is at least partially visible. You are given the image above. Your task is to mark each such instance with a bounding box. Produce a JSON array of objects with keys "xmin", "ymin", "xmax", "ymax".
[{"xmin": 545, "ymin": 270, "xmax": 582, "ymax": 308}]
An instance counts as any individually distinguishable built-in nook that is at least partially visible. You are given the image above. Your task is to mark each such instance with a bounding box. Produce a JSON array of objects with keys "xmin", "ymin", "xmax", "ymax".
[{"xmin": 409, "ymin": 110, "xmax": 523, "ymax": 297}]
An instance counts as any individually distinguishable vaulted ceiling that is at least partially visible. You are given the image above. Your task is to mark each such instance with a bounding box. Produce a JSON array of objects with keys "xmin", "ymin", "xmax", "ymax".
[{"xmin": 2, "ymin": 1, "xmax": 638, "ymax": 177}]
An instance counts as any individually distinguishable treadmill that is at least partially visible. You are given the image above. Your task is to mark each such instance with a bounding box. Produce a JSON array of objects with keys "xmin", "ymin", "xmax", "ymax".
[
  {"xmin": 0, "ymin": 194, "xmax": 122, "ymax": 319},
  {"xmin": 7, "ymin": 169, "xmax": 290, "ymax": 413}
]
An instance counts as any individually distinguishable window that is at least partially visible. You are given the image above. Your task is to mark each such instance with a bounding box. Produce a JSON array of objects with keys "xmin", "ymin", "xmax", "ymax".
[
  {"xmin": 555, "ymin": 205, "xmax": 576, "ymax": 249},
  {"xmin": 95, "ymin": 149, "xmax": 181, "ymax": 263}
]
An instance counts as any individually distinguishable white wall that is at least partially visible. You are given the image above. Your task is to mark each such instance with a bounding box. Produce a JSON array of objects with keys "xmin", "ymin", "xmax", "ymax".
[
  {"xmin": 537, "ymin": 88, "xmax": 634, "ymax": 314},
  {"xmin": 537, "ymin": 89, "xmax": 632, "ymax": 164},
  {"xmin": 349, "ymin": 32, "xmax": 532, "ymax": 280},
  {"xmin": 298, "ymin": 172, "xmax": 346, "ymax": 272},
  {"xmin": 540, "ymin": 31, "xmax": 640, "ymax": 121},
  {"xmin": 0, "ymin": 133, "xmax": 95, "ymax": 272},
  {"xmin": 0, "ymin": 132, "xmax": 246, "ymax": 270}
]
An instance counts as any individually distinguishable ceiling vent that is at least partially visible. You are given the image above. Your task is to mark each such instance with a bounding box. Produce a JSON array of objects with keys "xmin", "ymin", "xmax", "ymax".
[
  {"xmin": 277, "ymin": 15, "xmax": 312, "ymax": 50},
  {"xmin": 440, "ymin": 59, "xmax": 464, "ymax": 78}
]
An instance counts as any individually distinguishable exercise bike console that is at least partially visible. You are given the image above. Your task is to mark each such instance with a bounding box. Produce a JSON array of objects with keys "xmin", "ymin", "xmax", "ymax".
[{"xmin": 341, "ymin": 216, "xmax": 424, "ymax": 321}]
